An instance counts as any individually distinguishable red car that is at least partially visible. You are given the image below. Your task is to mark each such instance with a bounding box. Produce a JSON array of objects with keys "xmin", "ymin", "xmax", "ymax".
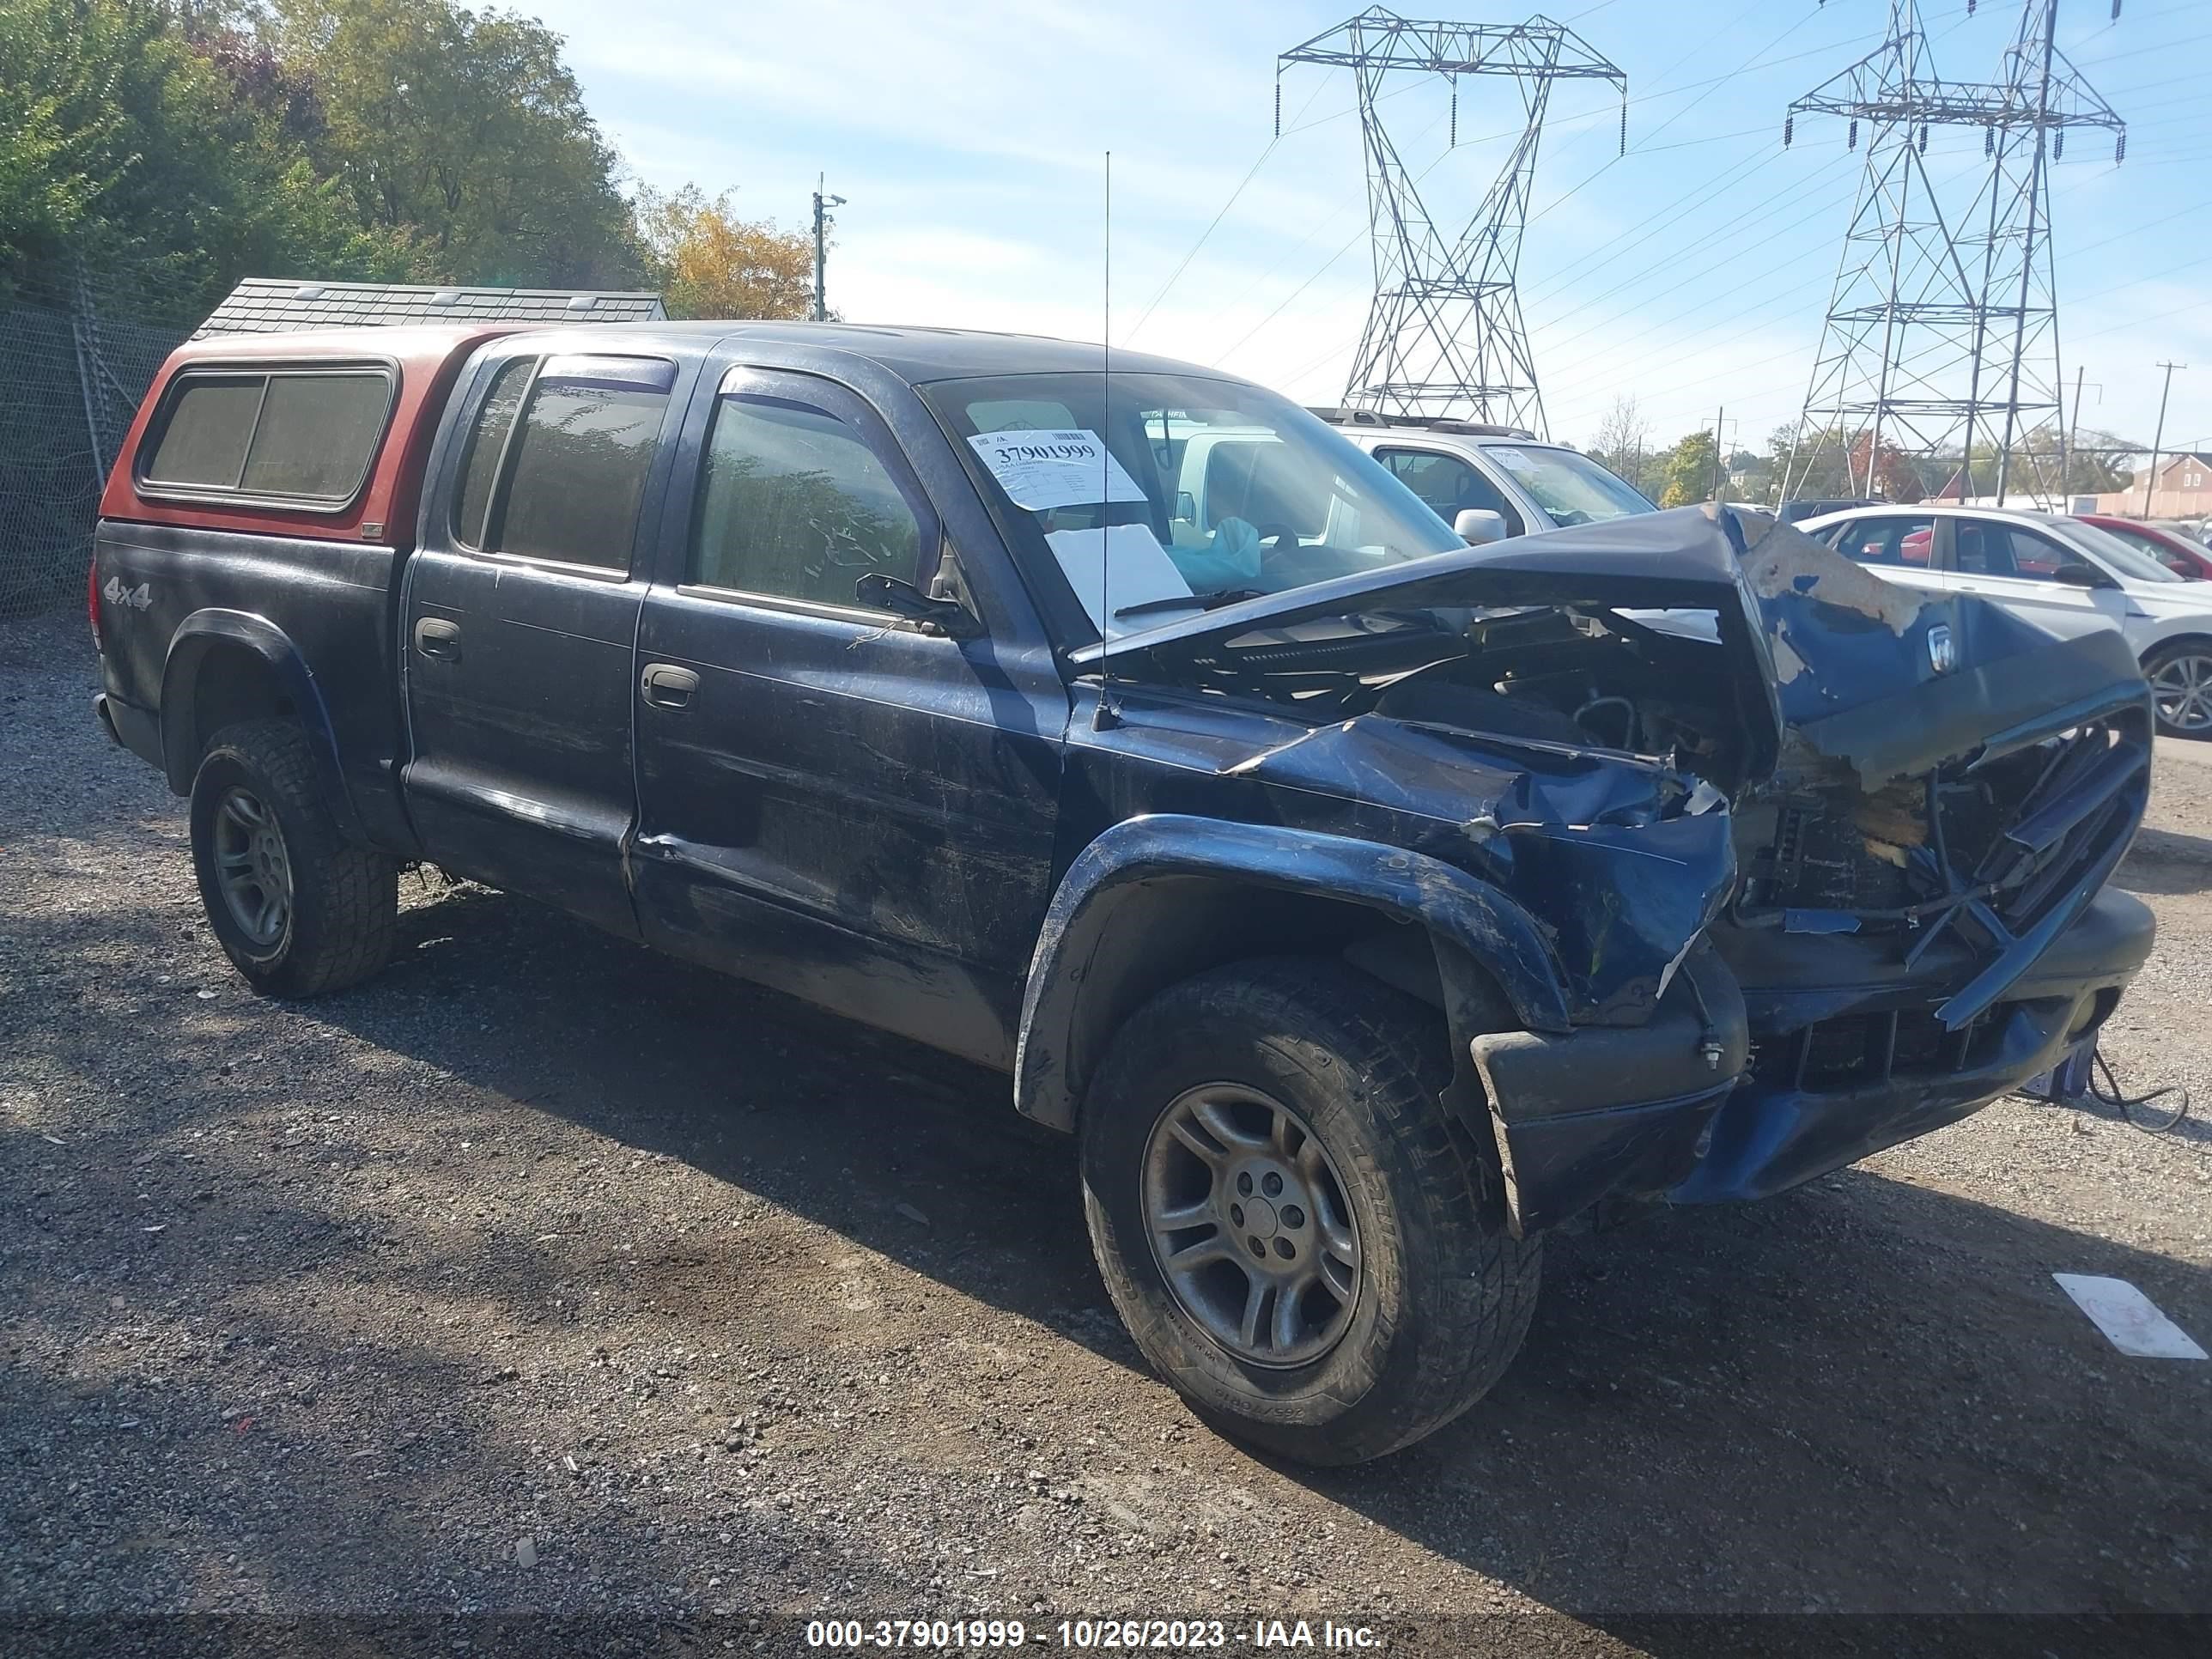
[{"xmin": 2074, "ymin": 514, "xmax": 2212, "ymax": 580}]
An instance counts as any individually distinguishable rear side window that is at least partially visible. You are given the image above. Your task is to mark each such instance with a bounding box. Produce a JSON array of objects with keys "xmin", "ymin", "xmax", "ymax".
[
  {"xmin": 462, "ymin": 355, "xmax": 674, "ymax": 571},
  {"xmin": 1832, "ymin": 516, "xmax": 1933, "ymax": 567},
  {"xmin": 143, "ymin": 378, "xmax": 262, "ymax": 488},
  {"xmin": 141, "ymin": 368, "xmax": 392, "ymax": 504}
]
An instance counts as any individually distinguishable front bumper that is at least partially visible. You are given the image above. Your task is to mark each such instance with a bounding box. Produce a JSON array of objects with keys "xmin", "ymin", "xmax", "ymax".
[{"xmin": 1468, "ymin": 886, "xmax": 2154, "ymax": 1235}]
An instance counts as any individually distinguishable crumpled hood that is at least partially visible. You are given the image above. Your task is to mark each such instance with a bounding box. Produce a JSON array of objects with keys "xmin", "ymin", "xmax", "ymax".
[
  {"xmin": 1090, "ymin": 502, "xmax": 2151, "ymax": 788},
  {"xmin": 1731, "ymin": 508, "xmax": 2150, "ymax": 784}
]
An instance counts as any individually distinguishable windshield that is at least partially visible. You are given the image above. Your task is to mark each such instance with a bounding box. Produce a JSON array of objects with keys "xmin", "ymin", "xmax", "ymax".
[
  {"xmin": 921, "ymin": 371, "xmax": 1462, "ymax": 640},
  {"xmin": 1481, "ymin": 445, "xmax": 1655, "ymax": 528},
  {"xmin": 2060, "ymin": 519, "xmax": 2186, "ymax": 584}
]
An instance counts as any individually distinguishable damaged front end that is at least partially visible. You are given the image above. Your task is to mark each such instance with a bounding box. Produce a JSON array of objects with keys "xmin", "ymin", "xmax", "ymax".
[{"xmin": 1089, "ymin": 506, "xmax": 2154, "ymax": 1233}]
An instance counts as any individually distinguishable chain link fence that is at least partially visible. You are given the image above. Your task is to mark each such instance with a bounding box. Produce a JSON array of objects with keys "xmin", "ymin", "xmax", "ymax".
[{"xmin": 0, "ymin": 268, "xmax": 191, "ymax": 619}]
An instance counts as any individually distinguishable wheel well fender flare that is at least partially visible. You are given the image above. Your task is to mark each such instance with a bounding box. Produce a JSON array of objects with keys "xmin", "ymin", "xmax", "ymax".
[
  {"xmin": 160, "ymin": 610, "xmax": 359, "ymax": 838},
  {"xmin": 1012, "ymin": 814, "xmax": 1571, "ymax": 1132},
  {"xmin": 2142, "ymin": 631, "xmax": 2212, "ymax": 667}
]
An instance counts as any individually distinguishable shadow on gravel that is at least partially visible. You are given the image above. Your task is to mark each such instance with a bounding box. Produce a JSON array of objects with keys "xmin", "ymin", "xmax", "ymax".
[
  {"xmin": 252, "ymin": 884, "xmax": 2212, "ymax": 1626},
  {"xmin": 2118, "ymin": 825, "xmax": 2212, "ymax": 896},
  {"xmin": 5, "ymin": 750, "xmax": 2207, "ymax": 1626}
]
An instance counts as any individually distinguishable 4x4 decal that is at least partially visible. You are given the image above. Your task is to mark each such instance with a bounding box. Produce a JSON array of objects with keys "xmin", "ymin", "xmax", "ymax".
[{"xmin": 102, "ymin": 576, "xmax": 151, "ymax": 611}]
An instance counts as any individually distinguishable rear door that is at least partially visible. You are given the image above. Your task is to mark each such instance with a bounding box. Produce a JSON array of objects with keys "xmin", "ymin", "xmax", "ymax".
[
  {"xmin": 628, "ymin": 362, "xmax": 1068, "ymax": 1067},
  {"xmin": 1939, "ymin": 518, "xmax": 2130, "ymax": 637},
  {"xmin": 401, "ymin": 347, "xmax": 684, "ymax": 937}
]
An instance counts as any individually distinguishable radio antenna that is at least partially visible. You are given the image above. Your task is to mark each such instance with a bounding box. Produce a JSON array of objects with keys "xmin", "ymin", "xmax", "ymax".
[{"xmin": 1095, "ymin": 149, "xmax": 1120, "ymax": 731}]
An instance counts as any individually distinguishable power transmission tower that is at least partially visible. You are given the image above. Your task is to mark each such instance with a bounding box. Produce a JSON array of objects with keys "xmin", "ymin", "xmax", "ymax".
[
  {"xmin": 1279, "ymin": 8, "xmax": 1626, "ymax": 434},
  {"xmin": 1779, "ymin": 1, "xmax": 2123, "ymax": 506}
]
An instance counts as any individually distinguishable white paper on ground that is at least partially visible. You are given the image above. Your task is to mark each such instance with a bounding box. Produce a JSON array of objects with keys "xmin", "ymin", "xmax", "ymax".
[
  {"xmin": 1045, "ymin": 524, "xmax": 1196, "ymax": 641},
  {"xmin": 968, "ymin": 428, "xmax": 1147, "ymax": 512},
  {"xmin": 2051, "ymin": 1273, "xmax": 2208, "ymax": 1358}
]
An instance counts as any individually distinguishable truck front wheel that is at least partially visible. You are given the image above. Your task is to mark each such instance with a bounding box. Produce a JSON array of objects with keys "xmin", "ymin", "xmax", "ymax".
[
  {"xmin": 188, "ymin": 720, "xmax": 398, "ymax": 997},
  {"xmin": 1079, "ymin": 957, "xmax": 1539, "ymax": 1466}
]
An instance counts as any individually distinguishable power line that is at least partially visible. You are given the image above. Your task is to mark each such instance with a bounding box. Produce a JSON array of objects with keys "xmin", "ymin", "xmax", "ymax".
[{"xmin": 1123, "ymin": 76, "xmax": 1328, "ymax": 343}]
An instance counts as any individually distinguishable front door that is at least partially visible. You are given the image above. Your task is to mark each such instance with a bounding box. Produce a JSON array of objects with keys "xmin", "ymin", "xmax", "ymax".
[
  {"xmin": 629, "ymin": 364, "xmax": 1068, "ymax": 1066},
  {"xmin": 401, "ymin": 349, "xmax": 683, "ymax": 937},
  {"xmin": 1939, "ymin": 518, "xmax": 2134, "ymax": 636},
  {"xmin": 1374, "ymin": 445, "xmax": 1528, "ymax": 537},
  {"xmin": 1823, "ymin": 512, "xmax": 1943, "ymax": 598}
]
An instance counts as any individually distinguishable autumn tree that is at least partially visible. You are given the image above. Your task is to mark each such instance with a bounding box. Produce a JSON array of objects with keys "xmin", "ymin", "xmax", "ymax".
[
  {"xmin": 633, "ymin": 185, "xmax": 815, "ymax": 321},
  {"xmin": 1849, "ymin": 432, "xmax": 1925, "ymax": 502}
]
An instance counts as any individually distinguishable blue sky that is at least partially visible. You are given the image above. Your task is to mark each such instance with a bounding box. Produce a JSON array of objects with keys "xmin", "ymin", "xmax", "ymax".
[{"xmin": 527, "ymin": 0, "xmax": 2209, "ymax": 457}]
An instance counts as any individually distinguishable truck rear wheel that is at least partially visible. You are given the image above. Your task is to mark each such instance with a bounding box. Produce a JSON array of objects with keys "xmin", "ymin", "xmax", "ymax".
[
  {"xmin": 188, "ymin": 720, "xmax": 397, "ymax": 997},
  {"xmin": 1079, "ymin": 957, "xmax": 1539, "ymax": 1466}
]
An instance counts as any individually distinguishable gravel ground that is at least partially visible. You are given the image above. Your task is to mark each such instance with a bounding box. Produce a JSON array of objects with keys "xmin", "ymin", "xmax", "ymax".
[{"xmin": 4, "ymin": 607, "xmax": 2210, "ymax": 1652}]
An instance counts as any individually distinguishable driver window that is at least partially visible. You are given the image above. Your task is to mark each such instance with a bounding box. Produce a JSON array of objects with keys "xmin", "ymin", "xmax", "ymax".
[
  {"xmin": 2000, "ymin": 528, "xmax": 2070, "ymax": 581},
  {"xmin": 1376, "ymin": 448, "xmax": 1523, "ymax": 535},
  {"xmin": 690, "ymin": 393, "xmax": 924, "ymax": 606}
]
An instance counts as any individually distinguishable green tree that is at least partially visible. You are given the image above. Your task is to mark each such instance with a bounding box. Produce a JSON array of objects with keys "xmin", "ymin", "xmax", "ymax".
[
  {"xmin": 1656, "ymin": 429, "xmax": 1719, "ymax": 507},
  {"xmin": 0, "ymin": 0, "xmax": 404, "ymax": 307},
  {"xmin": 272, "ymin": 0, "xmax": 641, "ymax": 287}
]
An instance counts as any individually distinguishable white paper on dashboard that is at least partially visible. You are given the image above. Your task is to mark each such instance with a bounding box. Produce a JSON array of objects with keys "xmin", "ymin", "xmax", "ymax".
[
  {"xmin": 1045, "ymin": 524, "xmax": 1197, "ymax": 641},
  {"xmin": 969, "ymin": 428, "xmax": 1148, "ymax": 511}
]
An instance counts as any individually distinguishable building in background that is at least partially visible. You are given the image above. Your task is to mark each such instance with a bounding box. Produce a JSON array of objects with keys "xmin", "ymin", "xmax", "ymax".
[{"xmin": 2094, "ymin": 453, "xmax": 2212, "ymax": 522}]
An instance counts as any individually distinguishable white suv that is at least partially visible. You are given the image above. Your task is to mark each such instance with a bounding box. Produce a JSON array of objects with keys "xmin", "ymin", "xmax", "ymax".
[
  {"xmin": 1797, "ymin": 501, "xmax": 2212, "ymax": 738},
  {"xmin": 1321, "ymin": 413, "xmax": 1656, "ymax": 544}
]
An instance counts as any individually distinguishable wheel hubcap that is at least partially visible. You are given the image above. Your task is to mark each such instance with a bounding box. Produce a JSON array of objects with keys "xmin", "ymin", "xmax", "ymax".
[
  {"xmin": 212, "ymin": 786, "xmax": 292, "ymax": 946},
  {"xmin": 1140, "ymin": 1084, "xmax": 1361, "ymax": 1368},
  {"xmin": 2151, "ymin": 653, "xmax": 2212, "ymax": 734}
]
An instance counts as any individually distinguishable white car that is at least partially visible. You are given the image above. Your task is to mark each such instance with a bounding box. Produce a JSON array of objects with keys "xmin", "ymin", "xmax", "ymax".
[
  {"xmin": 1796, "ymin": 502, "xmax": 2212, "ymax": 738},
  {"xmin": 1322, "ymin": 414, "xmax": 1656, "ymax": 544}
]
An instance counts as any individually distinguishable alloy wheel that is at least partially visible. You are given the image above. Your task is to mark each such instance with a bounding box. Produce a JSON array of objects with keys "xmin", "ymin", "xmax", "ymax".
[
  {"xmin": 1140, "ymin": 1084, "xmax": 1362, "ymax": 1368},
  {"xmin": 2150, "ymin": 652, "xmax": 2212, "ymax": 735},
  {"xmin": 211, "ymin": 786, "xmax": 293, "ymax": 946}
]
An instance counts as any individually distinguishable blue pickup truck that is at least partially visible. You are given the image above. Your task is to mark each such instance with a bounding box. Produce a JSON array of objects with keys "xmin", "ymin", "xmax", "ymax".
[{"xmin": 90, "ymin": 320, "xmax": 2155, "ymax": 1464}]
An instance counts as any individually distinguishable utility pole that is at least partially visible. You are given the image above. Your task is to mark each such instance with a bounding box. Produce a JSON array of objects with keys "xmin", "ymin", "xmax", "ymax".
[
  {"xmin": 2060, "ymin": 362, "xmax": 2082, "ymax": 504},
  {"xmin": 811, "ymin": 175, "xmax": 847, "ymax": 324},
  {"xmin": 1711, "ymin": 405, "xmax": 1728, "ymax": 502},
  {"xmin": 2143, "ymin": 360, "xmax": 2185, "ymax": 518}
]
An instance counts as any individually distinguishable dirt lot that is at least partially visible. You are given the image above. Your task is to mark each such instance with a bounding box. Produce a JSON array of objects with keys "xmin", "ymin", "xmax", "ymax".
[{"xmin": 4, "ymin": 606, "xmax": 2209, "ymax": 1653}]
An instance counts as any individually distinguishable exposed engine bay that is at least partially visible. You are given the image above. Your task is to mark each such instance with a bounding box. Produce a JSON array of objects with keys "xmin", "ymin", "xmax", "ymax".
[
  {"xmin": 1105, "ymin": 505, "xmax": 2154, "ymax": 1031},
  {"xmin": 1152, "ymin": 592, "xmax": 2149, "ymax": 1017},
  {"xmin": 1164, "ymin": 602, "xmax": 1763, "ymax": 795}
]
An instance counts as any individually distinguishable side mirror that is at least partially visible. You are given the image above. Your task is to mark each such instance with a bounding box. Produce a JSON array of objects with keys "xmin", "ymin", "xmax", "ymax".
[
  {"xmin": 2051, "ymin": 561, "xmax": 2118, "ymax": 590},
  {"xmin": 854, "ymin": 573, "xmax": 981, "ymax": 637},
  {"xmin": 1455, "ymin": 507, "xmax": 1509, "ymax": 546}
]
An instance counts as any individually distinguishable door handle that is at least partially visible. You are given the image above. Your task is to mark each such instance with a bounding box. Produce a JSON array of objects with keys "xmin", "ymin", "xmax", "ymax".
[
  {"xmin": 414, "ymin": 617, "xmax": 462, "ymax": 659},
  {"xmin": 641, "ymin": 662, "xmax": 700, "ymax": 709}
]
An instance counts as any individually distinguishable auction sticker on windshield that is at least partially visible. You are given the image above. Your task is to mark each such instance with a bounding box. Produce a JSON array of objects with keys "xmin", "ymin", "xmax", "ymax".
[{"xmin": 969, "ymin": 428, "xmax": 1147, "ymax": 511}]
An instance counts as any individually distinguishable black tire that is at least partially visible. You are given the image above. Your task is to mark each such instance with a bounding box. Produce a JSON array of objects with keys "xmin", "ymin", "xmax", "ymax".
[
  {"xmin": 188, "ymin": 719, "xmax": 398, "ymax": 997},
  {"xmin": 1079, "ymin": 957, "xmax": 1539, "ymax": 1466},
  {"xmin": 2142, "ymin": 640, "xmax": 2212, "ymax": 740}
]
